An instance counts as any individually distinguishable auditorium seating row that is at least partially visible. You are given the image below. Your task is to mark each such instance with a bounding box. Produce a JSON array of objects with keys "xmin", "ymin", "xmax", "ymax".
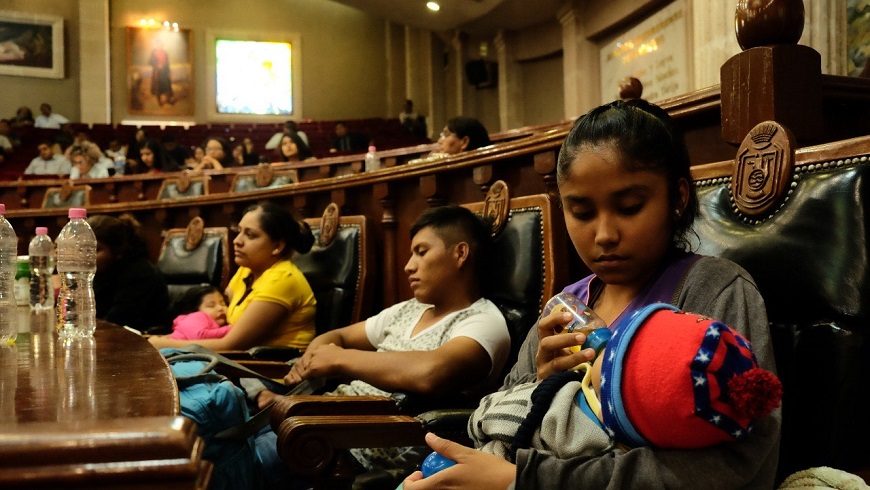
[{"xmin": 0, "ymin": 117, "xmax": 431, "ymax": 179}]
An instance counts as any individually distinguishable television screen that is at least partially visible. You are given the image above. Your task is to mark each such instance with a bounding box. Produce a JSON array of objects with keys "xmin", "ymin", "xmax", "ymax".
[{"xmin": 215, "ymin": 39, "xmax": 293, "ymax": 115}]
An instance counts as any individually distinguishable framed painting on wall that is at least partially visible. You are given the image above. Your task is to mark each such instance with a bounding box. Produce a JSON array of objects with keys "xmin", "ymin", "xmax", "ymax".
[
  {"xmin": 126, "ymin": 27, "xmax": 194, "ymax": 116},
  {"xmin": 0, "ymin": 11, "xmax": 64, "ymax": 79}
]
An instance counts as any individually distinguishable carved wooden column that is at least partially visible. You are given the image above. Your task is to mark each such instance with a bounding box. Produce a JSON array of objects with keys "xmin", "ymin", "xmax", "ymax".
[
  {"xmin": 292, "ymin": 195, "xmax": 309, "ymax": 219},
  {"xmin": 420, "ymin": 175, "xmax": 446, "ymax": 207},
  {"xmin": 721, "ymin": 0, "xmax": 823, "ymax": 146},
  {"xmin": 374, "ymin": 183, "xmax": 398, "ymax": 306},
  {"xmin": 494, "ymin": 30, "xmax": 523, "ymax": 132},
  {"xmin": 534, "ymin": 151, "xmax": 559, "ymax": 199},
  {"xmin": 473, "ymin": 165, "xmax": 494, "ymax": 193}
]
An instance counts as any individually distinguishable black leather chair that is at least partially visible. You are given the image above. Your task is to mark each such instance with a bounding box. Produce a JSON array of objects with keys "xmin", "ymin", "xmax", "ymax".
[
  {"xmin": 270, "ymin": 188, "xmax": 567, "ymax": 489},
  {"xmin": 691, "ymin": 133, "xmax": 870, "ymax": 480},
  {"xmin": 295, "ymin": 213, "xmax": 369, "ymax": 334},
  {"xmin": 157, "ymin": 217, "xmax": 230, "ymax": 313}
]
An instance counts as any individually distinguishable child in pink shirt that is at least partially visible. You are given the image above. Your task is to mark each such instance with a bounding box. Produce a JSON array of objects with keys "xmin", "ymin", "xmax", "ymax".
[{"xmin": 169, "ymin": 285, "xmax": 231, "ymax": 340}]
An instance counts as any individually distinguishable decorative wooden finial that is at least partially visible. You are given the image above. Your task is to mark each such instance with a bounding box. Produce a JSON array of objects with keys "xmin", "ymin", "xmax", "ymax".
[
  {"xmin": 735, "ymin": 0, "xmax": 805, "ymax": 51},
  {"xmin": 618, "ymin": 77, "xmax": 643, "ymax": 100}
]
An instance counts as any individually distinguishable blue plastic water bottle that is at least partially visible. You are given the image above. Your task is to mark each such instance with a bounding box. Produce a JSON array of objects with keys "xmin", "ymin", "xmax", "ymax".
[{"xmin": 421, "ymin": 451, "xmax": 456, "ymax": 478}]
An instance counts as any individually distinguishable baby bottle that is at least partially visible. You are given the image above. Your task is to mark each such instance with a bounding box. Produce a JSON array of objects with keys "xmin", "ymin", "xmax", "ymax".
[{"xmin": 541, "ymin": 292, "xmax": 611, "ymax": 355}]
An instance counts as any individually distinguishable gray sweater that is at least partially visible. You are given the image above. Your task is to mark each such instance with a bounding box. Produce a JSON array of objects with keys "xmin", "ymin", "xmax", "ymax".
[{"xmin": 504, "ymin": 256, "xmax": 780, "ymax": 489}]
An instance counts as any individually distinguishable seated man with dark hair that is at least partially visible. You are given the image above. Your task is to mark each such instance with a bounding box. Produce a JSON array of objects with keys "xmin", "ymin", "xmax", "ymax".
[
  {"xmin": 256, "ymin": 205, "xmax": 510, "ymax": 483},
  {"xmin": 329, "ymin": 121, "xmax": 369, "ymax": 153}
]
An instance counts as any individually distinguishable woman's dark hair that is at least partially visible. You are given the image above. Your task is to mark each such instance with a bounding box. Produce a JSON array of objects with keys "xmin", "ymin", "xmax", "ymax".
[
  {"xmin": 204, "ymin": 136, "xmax": 233, "ymax": 166},
  {"xmin": 173, "ymin": 285, "xmax": 222, "ymax": 318},
  {"xmin": 139, "ymin": 139, "xmax": 176, "ymax": 172},
  {"xmin": 244, "ymin": 201, "xmax": 315, "ymax": 256},
  {"xmin": 409, "ymin": 205, "xmax": 494, "ymax": 294},
  {"xmin": 277, "ymin": 132, "xmax": 313, "ymax": 161},
  {"xmin": 88, "ymin": 213, "xmax": 149, "ymax": 261},
  {"xmin": 446, "ymin": 117, "xmax": 491, "ymax": 151},
  {"xmin": 556, "ymin": 99, "xmax": 698, "ymax": 251}
]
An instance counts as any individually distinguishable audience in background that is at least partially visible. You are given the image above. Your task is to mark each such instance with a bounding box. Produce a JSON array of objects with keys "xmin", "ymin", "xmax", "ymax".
[
  {"xmin": 162, "ymin": 134, "xmax": 189, "ymax": 170},
  {"xmin": 126, "ymin": 128, "xmax": 148, "ymax": 170},
  {"xmin": 0, "ymin": 120, "xmax": 13, "ymax": 153},
  {"xmin": 330, "ymin": 121, "xmax": 368, "ymax": 153},
  {"xmin": 399, "ymin": 99, "xmax": 428, "ymax": 139},
  {"xmin": 276, "ymin": 133, "xmax": 313, "ymax": 163},
  {"xmin": 33, "ymin": 103, "xmax": 69, "ymax": 129},
  {"xmin": 104, "ymin": 136, "xmax": 128, "ymax": 163},
  {"xmin": 10, "ymin": 106, "xmax": 34, "ymax": 130},
  {"xmin": 192, "ymin": 136, "xmax": 232, "ymax": 170},
  {"xmin": 185, "ymin": 145, "xmax": 205, "ymax": 168},
  {"xmin": 131, "ymin": 139, "xmax": 178, "ymax": 174},
  {"xmin": 24, "ymin": 140, "xmax": 71, "ymax": 175},
  {"xmin": 89, "ymin": 213, "xmax": 170, "ymax": 329},
  {"xmin": 242, "ymin": 137, "xmax": 261, "ymax": 164},
  {"xmin": 437, "ymin": 117, "xmax": 491, "ymax": 155},
  {"xmin": 265, "ymin": 120, "xmax": 309, "ymax": 151},
  {"xmin": 69, "ymin": 141, "xmax": 111, "ymax": 179}
]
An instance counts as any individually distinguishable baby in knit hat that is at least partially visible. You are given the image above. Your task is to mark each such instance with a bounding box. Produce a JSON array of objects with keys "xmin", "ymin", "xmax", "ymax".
[{"xmin": 469, "ymin": 302, "xmax": 782, "ymax": 460}]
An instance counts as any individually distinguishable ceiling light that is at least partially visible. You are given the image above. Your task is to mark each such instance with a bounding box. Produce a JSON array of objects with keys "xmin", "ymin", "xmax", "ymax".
[{"xmin": 426, "ymin": 1, "xmax": 441, "ymax": 12}]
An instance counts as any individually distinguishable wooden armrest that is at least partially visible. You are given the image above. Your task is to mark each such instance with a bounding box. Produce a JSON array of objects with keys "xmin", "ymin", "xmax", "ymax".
[
  {"xmin": 270, "ymin": 395, "xmax": 401, "ymax": 429},
  {"xmin": 219, "ymin": 346, "xmax": 303, "ymax": 361},
  {"xmin": 275, "ymin": 415, "xmax": 426, "ymax": 477}
]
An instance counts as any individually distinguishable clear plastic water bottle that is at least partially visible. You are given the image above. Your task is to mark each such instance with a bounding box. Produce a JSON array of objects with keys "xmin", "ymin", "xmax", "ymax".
[
  {"xmin": 55, "ymin": 208, "xmax": 97, "ymax": 338},
  {"xmin": 0, "ymin": 203, "xmax": 18, "ymax": 345},
  {"xmin": 364, "ymin": 145, "xmax": 381, "ymax": 172},
  {"xmin": 29, "ymin": 227, "xmax": 54, "ymax": 311}
]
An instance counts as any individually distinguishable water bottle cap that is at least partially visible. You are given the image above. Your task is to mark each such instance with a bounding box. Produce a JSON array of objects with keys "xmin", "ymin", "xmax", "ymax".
[
  {"xmin": 35, "ymin": 227, "xmax": 48, "ymax": 235},
  {"xmin": 0, "ymin": 203, "xmax": 5, "ymax": 214},
  {"xmin": 68, "ymin": 208, "xmax": 87, "ymax": 219},
  {"xmin": 368, "ymin": 145, "xmax": 376, "ymax": 152}
]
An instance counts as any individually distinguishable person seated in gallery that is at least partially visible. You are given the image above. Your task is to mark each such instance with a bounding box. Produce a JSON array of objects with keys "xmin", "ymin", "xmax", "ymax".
[
  {"xmin": 329, "ymin": 122, "xmax": 369, "ymax": 153},
  {"xmin": 33, "ymin": 103, "xmax": 69, "ymax": 129},
  {"xmin": 253, "ymin": 205, "xmax": 510, "ymax": 484},
  {"xmin": 24, "ymin": 140, "xmax": 71, "ymax": 176},
  {"xmin": 190, "ymin": 136, "xmax": 233, "ymax": 171},
  {"xmin": 411, "ymin": 117, "xmax": 491, "ymax": 164},
  {"xmin": 275, "ymin": 133, "xmax": 313, "ymax": 163},
  {"xmin": 265, "ymin": 120, "xmax": 310, "ymax": 151},
  {"xmin": 69, "ymin": 141, "xmax": 111, "ymax": 179},
  {"xmin": 10, "ymin": 106, "xmax": 34, "ymax": 130},
  {"xmin": 90, "ymin": 214, "xmax": 170, "ymax": 330}
]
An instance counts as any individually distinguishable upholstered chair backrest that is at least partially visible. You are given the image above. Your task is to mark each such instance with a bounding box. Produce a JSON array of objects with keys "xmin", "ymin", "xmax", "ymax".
[
  {"xmin": 294, "ymin": 213, "xmax": 369, "ymax": 333},
  {"xmin": 157, "ymin": 221, "xmax": 229, "ymax": 310},
  {"xmin": 691, "ymin": 134, "xmax": 870, "ymax": 478}
]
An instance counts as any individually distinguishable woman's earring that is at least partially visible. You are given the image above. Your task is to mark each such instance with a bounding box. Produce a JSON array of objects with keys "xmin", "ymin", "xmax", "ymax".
[{"xmin": 674, "ymin": 208, "xmax": 682, "ymax": 218}]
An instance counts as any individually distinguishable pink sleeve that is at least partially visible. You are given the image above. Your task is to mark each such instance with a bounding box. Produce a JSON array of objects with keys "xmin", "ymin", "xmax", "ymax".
[
  {"xmin": 195, "ymin": 324, "xmax": 231, "ymax": 339},
  {"xmin": 170, "ymin": 311, "xmax": 213, "ymax": 340}
]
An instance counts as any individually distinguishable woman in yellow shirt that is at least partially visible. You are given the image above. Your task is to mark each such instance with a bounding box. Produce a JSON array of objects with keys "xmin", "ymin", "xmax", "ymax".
[{"xmin": 150, "ymin": 201, "xmax": 316, "ymax": 350}]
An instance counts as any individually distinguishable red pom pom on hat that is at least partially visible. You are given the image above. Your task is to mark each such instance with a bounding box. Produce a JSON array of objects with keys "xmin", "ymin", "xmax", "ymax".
[{"xmin": 728, "ymin": 367, "xmax": 782, "ymax": 420}]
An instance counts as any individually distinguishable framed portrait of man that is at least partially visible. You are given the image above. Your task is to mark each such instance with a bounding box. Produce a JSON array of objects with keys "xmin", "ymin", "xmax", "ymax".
[{"xmin": 126, "ymin": 27, "xmax": 194, "ymax": 116}]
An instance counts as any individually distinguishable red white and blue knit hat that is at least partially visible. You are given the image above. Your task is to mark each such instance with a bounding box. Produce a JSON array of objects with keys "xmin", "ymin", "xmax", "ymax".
[{"xmin": 599, "ymin": 303, "xmax": 782, "ymax": 448}]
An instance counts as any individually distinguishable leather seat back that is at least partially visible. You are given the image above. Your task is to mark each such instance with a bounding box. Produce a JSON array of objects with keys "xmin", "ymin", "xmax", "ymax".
[
  {"xmin": 294, "ymin": 215, "xmax": 368, "ymax": 333},
  {"xmin": 692, "ymin": 139, "xmax": 870, "ymax": 478},
  {"xmin": 157, "ymin": 224, "xmax": 229, "ymax": 310},
  {"xmin": 464, "ymin": 190, "xmax": 565, "ymax": 376}
]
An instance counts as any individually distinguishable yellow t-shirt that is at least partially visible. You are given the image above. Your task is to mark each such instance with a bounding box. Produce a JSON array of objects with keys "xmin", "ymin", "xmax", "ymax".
[{"xmin": 226, "ymin": 260, "xmax": 316, "ymax": 349}]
